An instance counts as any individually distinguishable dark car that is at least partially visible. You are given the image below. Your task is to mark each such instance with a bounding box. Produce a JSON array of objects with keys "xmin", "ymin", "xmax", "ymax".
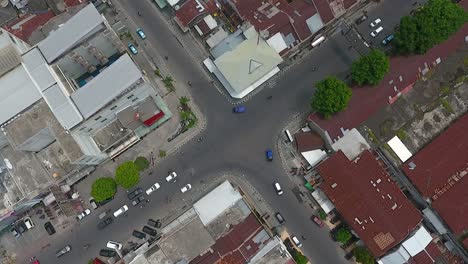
[
  {"xmin": 132, "ymin": 230, "xmax": 146, "ymax": 239},
  {"xmin": 127, "ymin": 187, "xmax": 143, "ymax": 200},
  {"xmin": 99, "ymin": 249, "xmax": 116, "ymax": 258},
  {"xmin": 147, "ymin": 219, "xmax": 162, "ymax": 228},
  {"xmin": 232, "ymin": 105, "xmax": 246, "ymax": 113},
  {"xmin": 97, "ymin": 217, "xmax": 113, "ymax": 230},
  {"xmin": 44, "ymin": 222, "xmax": 56, "ymax": 235},
  {"xmin": 16, "ymin": 222, "xmax": 26, "ymax": 234},
  {"xmin": 265, "ymin": 149, "xmax": 273, "ymax": 161},
  {"xmin": 131, "ymin": 195, "xmax": 146, "ymax": 206},
  {"xmin": 381, "ymin": 34, "xmax": 394, "ymax": 46},
  {"xmin": 10, "ymin": 227, "xmax": 20, "ymax": 237},
  {"xmin": 142, "ymin": 226, "xmax": 157, "ymax": 236},
  {"xmin": 355, "ymin": 14, "xmax": 368, "ymax": 25},
  {"xmin": 97, "ymin": 196, "xmax": 113, "ymax": 207},
  {"xmin": 275, "ymin": 212, "xmax": 285, "ymax": 224}
]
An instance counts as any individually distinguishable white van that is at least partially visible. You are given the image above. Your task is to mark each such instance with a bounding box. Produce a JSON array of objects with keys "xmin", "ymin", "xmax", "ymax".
[
  {"xmin": 370, "ymin": 26, "xmax": 384, "ymax": 37},
  {"xmin": 24, "ymin": 217, "xmax": 34, "ymax": 229}
]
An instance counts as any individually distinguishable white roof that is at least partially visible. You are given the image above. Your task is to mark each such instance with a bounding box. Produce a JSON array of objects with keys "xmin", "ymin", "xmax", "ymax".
[
  {"xmin": 301, "ymin": 149, "xmax": 327, "ymax": 167},
  {"xmin": 267, "ymin": 33, "xmax": 288, "ymax": 53},
  {"xmin": 43, "ymin": 84, "xmax": 83, "ymax": 129},
  {"xmin": 22, "ymin": 48, "xmax": 56, "ymax": 92},
  {"xmin": 312, "ymin": 189, "xmax": 335, "ymax": 214},
  {"xmin": 387, "ymin": 136, "xmax": 412, "ymax": 162},
  {"xmin": 71, "ymin": 54, "xmax": 142, "ymax": 118},
  {"xmin": 378, "ymin": 246, "xmax": 411, "ymax": 264},
  {"xmin": 203, "ymin": 15, "xmax": 217, "ymax": 30},
  {"xmin": 402, "ymin": 226, "xmax": 432, "ymax": 256},
  {"xmin": 38, "ymin": 4, "xmax": 104, "ymax": 63},
  {"xmin": 332, "ymin": 128, "xmax": 370, "ymax": 161},
  {"xmin": 0, "ymin": 65, "xmax": 42, "ymax": 125},
  {"xmin": 193, "ymin": 181, "xmax": 242, "ymax": 226},
  {"xmin": 166, "ymin": 0, "xmax": 180, "ymax": 6}
]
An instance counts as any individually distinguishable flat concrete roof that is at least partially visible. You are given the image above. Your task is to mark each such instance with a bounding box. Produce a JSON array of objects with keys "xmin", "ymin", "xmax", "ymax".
[
  {"xmin": 37, "ymin": 4, "xmax": 104, "ymax": 63},
  {"xmin": 71, "ymin": 54, "xmax": 142, "ymax": 119}
]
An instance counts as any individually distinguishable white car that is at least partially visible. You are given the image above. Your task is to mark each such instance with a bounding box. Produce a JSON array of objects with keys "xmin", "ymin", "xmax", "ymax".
[
  {"xmin": 106, "ymin": 241, "xmax": 123, "ymax": 251},
  {"xmin": 370, "ymin": 18, "xmax": 382, "ymax": 27},
  {"xmin": 166, "ymin": 172, "xmax": 177, "ymax": 182},
  {"xmin": 77, "ymin": 209, "xmax": 91, "ymax": 220},
  {"xmin": 24, "ymin": 217, "xmax": 34, "ymax": 229},
  {"xmin": 146, "ymin": 183, "xmax": 161, "ymax": 195},
  {"xmin": 274, "ymin": 182, "xmax": 283, "ymax": 195},
  {"xmin": 292, "ymin": 236, "xmax": 302, "ymax": 248},
  {"xmin": 370, "ymin": 26, "xmax": 384, "ymax": 37},
  {"xmin": 180, "ymin": 184, "xmax": 192, "ymax": 193},
  {"xmin": 113, "ymin": 205, "xmax": 129, "ymax": 217}
]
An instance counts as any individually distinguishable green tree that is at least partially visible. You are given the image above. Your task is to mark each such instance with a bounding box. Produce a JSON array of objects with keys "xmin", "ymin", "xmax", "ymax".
[
  {"xmin": 179, "ymin": 96, "xmax": 190, "ymax": 106},
  {"xmin": 134, "ymin": 156, "xmax": 149, "ymax": 171},
  {"xmin": 336, "ymin": 227, "xmax": 352, "ymax": 244},
  {"xmin": 292, "ymin": 249, "xmax": 308, "ymax": 264},
  {"xmin": 353, "ymin": 246, "xmax": 375, "ymax": 264},
  {"xmin": 115, "ymin": 161, "xmax": 140, "ymax": 189},
  {"xmin": 90, "ymin": 177, "xmax": 117, "ymax": 202},
  {"xmin": 163, "ymin": 76, "xmax": 174, "ymax": 90},
  {"xmin": 351, "ymin": 50, "xmax": 389, "ymax": 86},
  {"xmin": 394, "ymin": 0, "xmax": 468, "ymax": 54},
  {"xmin": 318, "ymin": 209, "xmax": 327, "ymax": 220},
  {"xmin": 159, "ymin": 150, "xmax": 167, "ymax": 158},
  {"xmin": 311, "ymin": 77, "xmax": 352, "ymax": 119}
]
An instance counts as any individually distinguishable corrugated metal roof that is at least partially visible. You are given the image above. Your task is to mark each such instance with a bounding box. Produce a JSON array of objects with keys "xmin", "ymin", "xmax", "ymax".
[
  {"xmin": 42, "ymin": 84, "xmax": 83, "ymax": 129},
  {"xmin": 37, "ymin": 4, "xmax": 104, "ymax": 63},
  {"xmin": 318, "ymin": 150, "xmax": 422, "ymax": 257},
  {"xmin": 403, "ymin": 113, "xmax": 468, "ymax": 236},
  {"xmin": 71, "ymin": 54, "xmax": 142, "ymax": 119},
  {"xmin": 22, "ymin": 48, "xmax": 56, "ymax": 92},
  {"xmin": 0, "ymin": 65, "xmax": 42, "ymax": 125}
]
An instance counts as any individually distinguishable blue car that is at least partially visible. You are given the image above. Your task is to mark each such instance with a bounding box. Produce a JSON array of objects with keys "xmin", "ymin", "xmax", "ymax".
[
  {"xmin": 136, "ymin": 28, "xmax": 146, "ymax": 40},
  {"xmin": 265, "ymin": 149, "xmax": 273, "ymax": 161},
  {"xmin": 232, "ymin": 105, "xmax": 246, "ymax": 113},
  {"xmin": 381, "ymin": 34, "xmax": 394, "ymax": 46},
  {"xmin": 128, "ymin": 43, "xmax": 138, "ymax": 55}
]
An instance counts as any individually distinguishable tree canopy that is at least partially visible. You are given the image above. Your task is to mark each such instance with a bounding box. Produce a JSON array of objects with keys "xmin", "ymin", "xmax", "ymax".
[
  {"xmin": 336, "ymin": 227, "xmax": 352, "ymax": 244},
  {"xmin": 351, "ymin": 49, "xmax": 389, "ymax": 86},
  {"xmin": 353, "ymin": 246, "xmax": 375, "ymax": 264},
  {"xmin": 115, "ymin": 161, "xmax": 140, "ymax": 189},
  {"xmin": 311, "ymin": 77, "xmax": 352, "ymax": 119},
  {"xmin": 90, "ymin": 177, "xmax": 117, "ymax": 202},
  {"xmin": 134, "ymin": 156, "xmax": 150, "ymax": 171},
  {"xmin": 394, "ymin": 0, "xmax": 468, "ymax": 54},
  {"xmin": 292, "ymin": 249, "xmax": 308, "ymax": 264}
]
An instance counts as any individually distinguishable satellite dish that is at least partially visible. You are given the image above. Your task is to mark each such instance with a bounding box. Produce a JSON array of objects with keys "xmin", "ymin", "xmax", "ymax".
[{"xmin": 4, "ymin": 158, "xmax": 12, "ymax": 169}]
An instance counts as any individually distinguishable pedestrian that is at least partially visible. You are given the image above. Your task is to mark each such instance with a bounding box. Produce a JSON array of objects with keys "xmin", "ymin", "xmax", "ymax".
[
  {"xmin": 164, "ymin": 56, "xmax": 169, "ymax": 60},
  {"xmin": 267, "ymin": 95, "xmax": 273, "ymax": 100},
  {"xmin": 137, "ymin": 11, "xmax": 142, "ymax": 16},
  {"xmin": 187, "ymin": 81, "xmax": 192, "ymax": 86}
]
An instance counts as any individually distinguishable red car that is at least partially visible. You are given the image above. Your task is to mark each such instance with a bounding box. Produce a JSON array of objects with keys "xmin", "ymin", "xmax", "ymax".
[{"xmin": 311, "ymin": 215, "xmax": 324, "ymax": 227}]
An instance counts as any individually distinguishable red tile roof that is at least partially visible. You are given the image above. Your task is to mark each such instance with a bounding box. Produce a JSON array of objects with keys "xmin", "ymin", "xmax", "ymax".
[
  {"xmin": 313, "ymin": 0, "xmax": 334, "ymax": 23},
  {"xmin": 402, "ymin": 113, "xmax": 468, "ymax": 237},
  {"xmin": 4, "ymin": 11, "xmax": 56, "ymax": 41},
  {"xmin": 175, "ymin": 0, "xmax": 217, "ymax": 29},
  {"xmin": 229, "ymin": 0, "xmax": 317, "ymax": 41},
  {"xmin": 317, "ymin": 150, "xmax": 422, "ymax": 257},
  {"xmin": 195, "ymin": 18, "xmax": 212, "ymax": 35},
  {"xmin": 309, "ymin": 6, "xmax": 468, "ymax": 140},
  {"xmin": 463, "ymin": 237, "xmax": 468, "ymax": 250},
  {"xmin": 410, "ymin": 242, "xmax": 442, "ymax": 264}
]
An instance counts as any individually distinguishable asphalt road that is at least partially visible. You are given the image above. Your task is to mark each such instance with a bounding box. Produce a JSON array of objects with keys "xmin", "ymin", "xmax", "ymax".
[{"xmin": 31, "ymin": 0, "xmax": 426, "ymax": 263}]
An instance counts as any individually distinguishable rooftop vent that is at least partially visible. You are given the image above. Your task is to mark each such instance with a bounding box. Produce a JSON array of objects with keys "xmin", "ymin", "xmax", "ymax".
[
  {"xmin": 331, "ymin": 183, "xmax": 338, "ymax": 189},
  {"xmin": 408, "ymin": 162, "xmax": 416, "ymax": 170}
]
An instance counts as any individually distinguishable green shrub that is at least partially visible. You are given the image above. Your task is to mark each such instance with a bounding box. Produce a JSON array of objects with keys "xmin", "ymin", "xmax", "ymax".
[
  {"xmin": 336, "ymin": 227, "xmax": 352, "ymax": 244},
  {"xmin": 134, "ymin": 156, "xmax": 149, "ymax": 171},
  {"xmin": 115, "ymin": 161, "xmax": 140, "ymax": 189},
  {"xmin": 91, "ymin": 177, "xmax": 117, "ymax": 202},
  {"xmin": 292, "ymin": 249, "xmax": 308, "ymax": 264},
  {"xmin": 353, "ymin": 246, "xmax": 375, "ymax": 264}
]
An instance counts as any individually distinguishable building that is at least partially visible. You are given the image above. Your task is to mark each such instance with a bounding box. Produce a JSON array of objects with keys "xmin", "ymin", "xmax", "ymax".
[
  {"xmin": 0, "ymin": 4, "xmax": 170, "ymax": 228},
  {"xmin": 317, "ymin": 150, "xmax": 422, "ymax": 257},
  {"xmin": 124, "ymin": 181, "xmax": 294, "ymax": 264},
  {"xmin": 174, "ymin": 0, "xmax": 217, "ymax": 32},
  {"xmin": 203, "ymin": 25, "xmax": 283, "ymax": 98},
  {"xmin": 402, "ymin": 113, "xmax": 468, "ymax": 239}
]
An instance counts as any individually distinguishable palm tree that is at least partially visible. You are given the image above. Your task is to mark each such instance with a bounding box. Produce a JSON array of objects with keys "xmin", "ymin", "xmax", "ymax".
[
  {"xmin": 163, "ymin": 76, "xmax": 174, "ymax": 87},
  {"xmin": 179, "ymin": 96, "xmax": 190, "ymax": 106}
]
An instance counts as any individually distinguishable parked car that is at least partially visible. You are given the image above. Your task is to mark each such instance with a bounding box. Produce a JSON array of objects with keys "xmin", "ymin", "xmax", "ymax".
[
  {"xmin": 181, "ymin": 184, "xmax": 192, "ymax": 193},
  {"xmin": 381, "ymin": 34, "xmax": 394, "ymax": 45},
  {"xmin": 311, "ymin": 215, "xmax": 324, "ymax": 227},
  {"xmin": 97, "ymin": 217, "xmax": 113, "ymax": 230},
  {"xmin": 131, "ymin": 195, "xmax": 147, "ymax": 206},
  {"xmin": 232, "ymin": 105, "xmax": 246, "ymax": 113},
  {"xmin": 77, "ymin": 209, "xmax": 91, "ymax": 220},
  {"xmin": 10, "ymin": 227, "xmax": 20, "ymax": 238},
  {"xmin": 148, "ymin": 219, "xmax": 162, "ymax": 228},
  {"xmin": 355, "ymin": 14, "xmax": 368, "ymax": 25},
  {"xmin": 166, "ymin": 171, "xmax": 177, "ymax": 182},
  {"xmin": 113, "ymin": 205, "xmax": 129, "ymax": 217},
  {"xmin": 127, "ymin": 187, "xmax": 143, "ymax": 200},
  {"xmin": 16, "ymin": 223, "xmax": 26, "ymax": 234},
  {"xmin": 24, "ymin": 217, "xmax": 34, "ymax": 229},
  {"xmin": 44, "ymin": 222, "xmax": 56, "ymax": 235},
  {"xmin": 97, "ymin": 196, "xmax": 113, "ymax": 207},
  {"xmin": 132, "ymin": 230, "xmax": 147, "ymax": 239},
  {"xmin": 370, "ymin": 26, "xmax": 384, "ymax": 37},
  {"xmin": 99, "ymin": 249, "xmax": 116, "ymax": 258},
  {"xmin": 142, "ymin": 226, "xmax": 157, "ymax": 236},
  {"xmin": 136, "ymin": 28, "xmax": 146, "ymax": 39},
  {"xmin": 89, "ymin": 198, "xmax": 98, "ymax": 209},
  {"xmin": 273, "ymin": 182, "xmax": 283, "ymax": 195},
  {"xmin": 56, "ymin": 245, "xmax": 72, "ymax": 258},
  {"xmin": 370, "ymin": 18, "xmax": 382, "ymax": 27},
  {"xmin": 275, "ymin": 212, "xmax": 285, "ymax": 224},
  {"xmin": 265, "ymin": 149, "xmax": 273, "ymax": 161},
  {"xmin": 291, "ymin": 236, "xmax": 302, "ymax": 248},
  {"xmin": 128, "ymin": 43, "xmax": 138, "ymax": 55},
  {"xmin": 146, "ymin": 183, "xmax": 160, "ymax": 195},
  {"xmin": 106, "ymin": 241, "xmax": 122, "ymax": 251}
]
